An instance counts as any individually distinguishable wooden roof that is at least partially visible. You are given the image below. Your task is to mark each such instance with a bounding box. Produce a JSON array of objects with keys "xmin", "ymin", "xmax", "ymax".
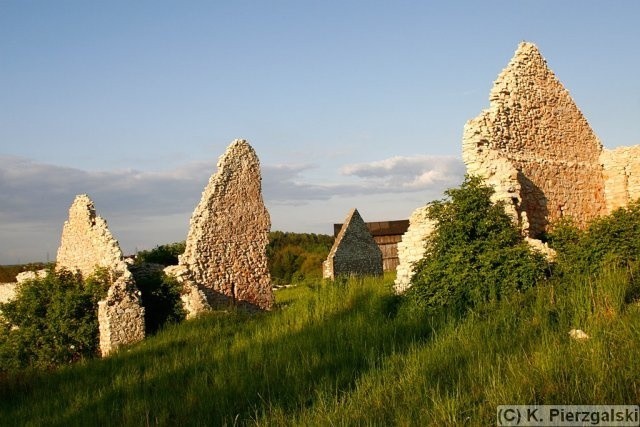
[{"xmin": 333, "ymin": 219, "xmax": 409, "ymax": 238}]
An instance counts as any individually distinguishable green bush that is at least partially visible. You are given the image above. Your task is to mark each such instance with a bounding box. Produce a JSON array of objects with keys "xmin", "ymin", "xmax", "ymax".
[
  {"xmin": 408, "ymin": 175, "xmax": 548, "ymax": 316},
  {"xmin": 0, "ymin": 268, "xmax": 108, "ymax": 372},
  {"xmin": 549, "ymin": 200, "xmax": 640, "ymax": 275}
]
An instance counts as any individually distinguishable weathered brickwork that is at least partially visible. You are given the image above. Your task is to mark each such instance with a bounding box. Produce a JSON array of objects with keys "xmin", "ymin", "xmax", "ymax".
[
  {"xmin": 600, "ymin": 146, "xmax": 640, "ymax": 212},
  {"xmin": 174, "ymin": 139, "xmax": 273, "ymax": 315},
  {"xmin": 393, "ymin": 206, "xmax": 436, "ymax": 294},
  {"xmin": 323, "ymin": 209, "xmax": 383, "ymax": 280},
  {"xmin": 98, "ymin": 275, "xmax": 145, "ymax": 356},
  {"xmin": 397, "ymin": 41, "xmax": 638, "ymax": 293},
  {"xmin": 0, "ymin": 283, "xmax": 16, "ymax": 304},
  {"xmin": 56, "ymin": 194, "xmax": 129, "ymax": 278},
  {"xmin": 57, "ymin": 194, "xmax": 144, "ymax": 356},
  {"xmin": 463, "ymin": 42, "xmax": 608, "ymax": 237}
]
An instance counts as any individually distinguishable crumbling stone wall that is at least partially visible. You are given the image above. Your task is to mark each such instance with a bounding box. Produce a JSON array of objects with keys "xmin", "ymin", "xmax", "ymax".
[
  {"xmin": 174, "ymin": 139, "xmax": 273, "ymax": 315},
  {"xmin": 463, "ymin": 42, "xmax": 608, "ymax": 237},
  {"xmin": 0, "ymin": 283, "xmax": 16, "ymax": 304},
  {"xmin": 601, "ymin": 146, "xmax": 640, "ymax": 212},
  {"xmin": 98, "ymin": 275, "xmax": 145, "ymax": 356},
  {"xmin": 57, "ymin": 194, "xmax": 144, "ymax": 356},
  {"xmin": 57, "ymin": 194, "xmax": 129, "ymax": 278},
  {"xmin": 393, "ymin": 206, "xmax": 436, "ymax": 294},
  {"xmin": 323, "ymin": 209, "xmax": 383, "ymax": 279}
]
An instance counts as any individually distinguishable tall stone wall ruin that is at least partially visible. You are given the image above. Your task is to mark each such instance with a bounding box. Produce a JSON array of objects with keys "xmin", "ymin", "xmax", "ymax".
[
  {"xmin": 323, "ymin": 209, "xmax": 383, "ymax": 280},
  {"xmin": 463, "ymin": 42, "xmax": 607, "ymax": 237},
  {"xmin": 397, "ymin": 41, "xmax": 640, "ymax": 293},
  {"xmin": 56, "ymin": 194, "xmax": 144, "ymax": 356},
  {"xmin": 172, "ymin": 139, "xmax": 273, "ymax": 315}
]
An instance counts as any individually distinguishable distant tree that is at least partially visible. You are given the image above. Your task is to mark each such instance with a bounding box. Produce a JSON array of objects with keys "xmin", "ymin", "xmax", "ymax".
[
  {"xmin": 267, "ymin": 232, "xmax": 334, "ymax": 285},
  {"xmin": 136, "ymin": 242, "xmax": 186, "ymax": 266}
]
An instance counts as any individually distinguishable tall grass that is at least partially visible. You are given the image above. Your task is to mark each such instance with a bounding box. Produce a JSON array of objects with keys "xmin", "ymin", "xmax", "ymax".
[{"xmin": 1, "ymin": 269, "xmax": 639, "ymax": 426}]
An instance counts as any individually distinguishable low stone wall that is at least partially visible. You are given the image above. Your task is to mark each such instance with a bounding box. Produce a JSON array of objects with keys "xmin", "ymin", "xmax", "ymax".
[
  {"xmin": 393, "ymin": 206, "xmax": 435, "ymax": 294},
  {"xmin": 601, "ymin": 146, "xmax": 640, "ymax": 212}
]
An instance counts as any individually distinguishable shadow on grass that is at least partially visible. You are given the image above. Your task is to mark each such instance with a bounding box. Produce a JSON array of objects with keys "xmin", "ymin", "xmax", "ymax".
[{"xmin": 0, "ymin": 281, "xmax": 434, "ymax": 425}]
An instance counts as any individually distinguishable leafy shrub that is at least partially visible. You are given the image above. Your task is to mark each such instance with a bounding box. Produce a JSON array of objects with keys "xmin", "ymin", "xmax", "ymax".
[
  {"xmin": 408, "ymin": 175, "xmax": 548, "ymax": 316},
  {"xmin": 0, "ymin": 268, "xmax": 108, "ymax": 372},
  {"xmin": 136, "ymin": 242, "xmax": 186, "ymax": 266},
  {"xmin": 549, "ymin": 200, "xmax": 640, "ymax": 275}
]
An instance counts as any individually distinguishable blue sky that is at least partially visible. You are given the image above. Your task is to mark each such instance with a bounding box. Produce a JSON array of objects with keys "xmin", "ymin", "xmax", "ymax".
[{"xmin": 1, "ymin": 1, "xmax": 639, "ymax": 263}]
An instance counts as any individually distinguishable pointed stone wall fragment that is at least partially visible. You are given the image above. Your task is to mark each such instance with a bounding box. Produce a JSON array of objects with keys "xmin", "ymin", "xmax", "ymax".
[
  {"xmin": 462, "ymin": 42, "xmax": 607, "ymax": 237},
  {"xmin": 176, "ymin": 139, "xmax": 273, "ymax": 314},
  {"xmin": 323, "ymin": 209, "xmax": 383, "ymax": 280},
  {"xmin": 56, "ymin": 194, "xmax": 144, "ymax": 356}
]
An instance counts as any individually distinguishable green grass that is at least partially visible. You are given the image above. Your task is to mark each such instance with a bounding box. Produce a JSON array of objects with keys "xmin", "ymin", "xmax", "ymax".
[{"xmin": 1, "ymin": 270, "xmax": 639, "ymax": 426}]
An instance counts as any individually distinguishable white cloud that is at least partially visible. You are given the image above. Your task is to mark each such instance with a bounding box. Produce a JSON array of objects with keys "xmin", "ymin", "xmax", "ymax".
[
  {"xmin": 341, "ymin": 155, "xmax": 465, "ymax": 190},
  {"xmin": 0, "ymin": 154, "xmax": 465, "ymax": 263}
]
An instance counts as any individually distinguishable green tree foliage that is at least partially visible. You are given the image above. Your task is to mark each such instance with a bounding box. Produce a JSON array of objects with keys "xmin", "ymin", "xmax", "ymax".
[
  {"xmin": 408, "ymin": 175, "xmax": 548, "ymax": 316},
  {"xmin": 136, "ymin": 242, "xmax": 186, "ymax": 266},
  {"xmin": 0, "ymin": 268, "xmax": 109, "ymax": 371},
  {"xmin": 549, "ymin": 200, "xmax": 640, "ymax": 275},
  {"xmin": 267, "ymin": 232, "xmax": 334, "ymax": 285}
]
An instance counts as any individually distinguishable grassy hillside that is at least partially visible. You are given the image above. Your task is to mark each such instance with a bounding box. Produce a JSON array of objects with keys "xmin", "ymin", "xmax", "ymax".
[{"xmin": 1, "ymin": 269, "xmax": 639, "ymax": 425}]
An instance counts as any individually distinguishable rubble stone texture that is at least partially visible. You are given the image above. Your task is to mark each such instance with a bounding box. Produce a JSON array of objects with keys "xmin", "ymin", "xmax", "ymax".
[
  {"xmin": 393, "ymin": 206, "xmax": 436, "ymax": 293},
  {"xmin": 600, "ymin": 146, "xmax": 640, "ymax": 212},
  {"xmin": 56, "ymin": 194, "xmax": 144, "ymax": 356},
  {"xmin": 0, "ymin": 283, "xmax": 16, "ymax": 304},
  {"xmin": 463, "ymin": 42, "xmax": 607, "ymax": 237},
  {"xmin": 177, "ymin": 139, "xmax": 273, "ymax": 314},
  {"xmin": 397, "ymin": 41, "xmax": 639, "ymax": 293},
  {"xmin": 56, "ymin": 195, "xmax": 129, "ymax": 278},
  {"xmin": 98, "ymin": 275, "xmax": 146, "ymax": 356},
  {"xmin": 323, "ymin": 209, "xmax": 383, "ymax": 280}
]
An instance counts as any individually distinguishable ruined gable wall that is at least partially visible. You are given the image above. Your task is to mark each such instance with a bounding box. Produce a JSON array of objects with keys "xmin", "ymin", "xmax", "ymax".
[
  {"xmin": 393, "ymin": 206, "xmax": 436, "ymax": 294},
  {"xmin": 601, "ymin": 146, "xmax": 640, "ymax": 212},
  {"xmin": 323, "ymin": 209, "xmax": 383, "ymax": 280},
  {"xmin": 56, "ymin": 194, "xmax": 129, "ymax": 278},
  {"xmin": 463, "ymin": 42, "xmax": 607, "ymax": 237},
  {"xmin": 179, "ymin": 140, "xmax": 273, "ymax": 311},
  {"xmin": 56, "ymin": 194, "xmax": 144, "ymax": 356}
]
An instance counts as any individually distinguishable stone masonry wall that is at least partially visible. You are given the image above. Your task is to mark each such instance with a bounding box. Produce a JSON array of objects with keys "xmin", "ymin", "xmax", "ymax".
[
  {"xmin": 0, "ymin": 283, "xmax": 16, "ymax": 304},
  {"xmin": 463, "ymin": 42, "xmax": 608, "ymax": 237},
  {"xmin": 393, "ymin": 206, "xmax": 436, "ymax": 294},
  {"xmin": 56, "ymin": 194, "xmax": 144, "ymax": 356},
  {"xmin": 176, "ymin": 139, "xmax": 273, "ymax": 314},
  {"xmin": 98, "ymin": 275, "xmax": 146, "ymax": 356},
  {"xmin": 601, "ymin": 146, "xmax": 640, "ymax": 212},
  {"xmin": 323, "ymin": 209, "xmax": 383, "ymax": 280},
  {"xmin": 56, "ymin": 194, "xmax": 129, "ymax": 278}
]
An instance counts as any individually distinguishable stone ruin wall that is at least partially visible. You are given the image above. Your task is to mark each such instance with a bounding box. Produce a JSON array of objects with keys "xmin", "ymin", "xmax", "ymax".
[
  {"xmin": 0, "ymin": 283, "xmax": 16, "ymax": 304},
  {"xmin": 56, "ymin": 194, "xmax": 130, "ymax": 279},
  {"xmin": 56, "ymin": 194, "xmax": 144, "ymax": 356},
  {"xmin": 393, "ymin": 206, "xmax": 435, "ymax": 293},
  {"xmin": 397, "ymin": 42, "xmax": 640, "ymax": 293},
  {"xmin": 463, "ymin": 42, "xmax": 607, "ymax": 238},
  {"xmin": 601, "ymin": 146, "xmax": 640, "ymax": 212},
  {"xmin": 323, "ymin": 209, "xmax": 383, "ymax": 280},
  {"xmin": 174, "ymin": 139, "xmax": 273, "ymax": 314}
]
